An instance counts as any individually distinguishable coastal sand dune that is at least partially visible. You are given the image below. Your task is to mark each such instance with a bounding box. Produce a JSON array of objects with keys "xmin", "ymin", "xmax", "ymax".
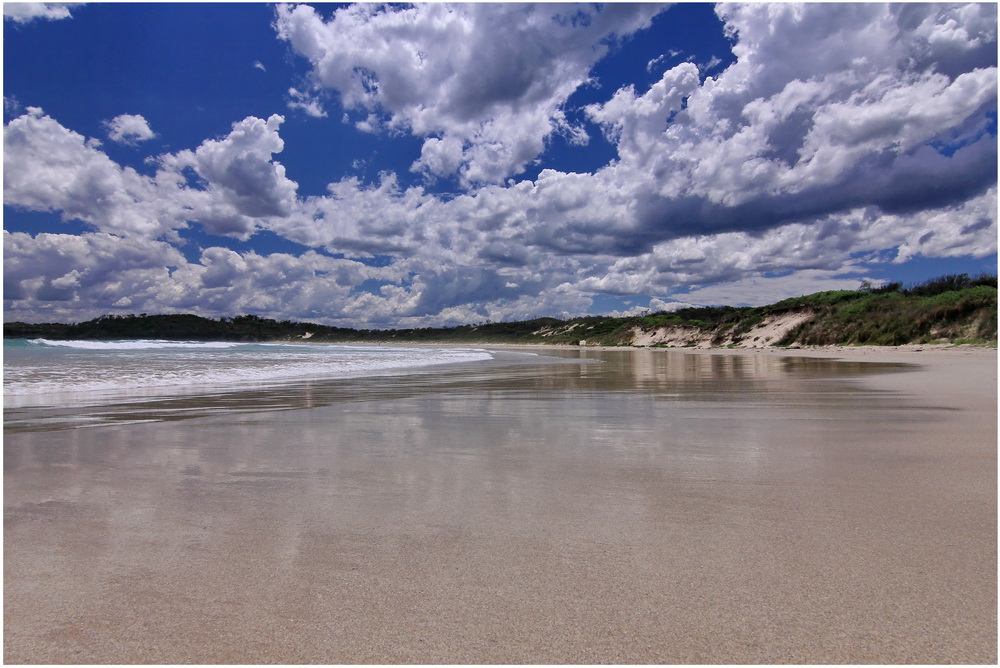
[
  {"xmin": 629, "ymin": 311, "xmax": 814, "ymax": 348},
  {"xmin": 4, "ymin": 346, "xmax": 996, "ymax": 663}
]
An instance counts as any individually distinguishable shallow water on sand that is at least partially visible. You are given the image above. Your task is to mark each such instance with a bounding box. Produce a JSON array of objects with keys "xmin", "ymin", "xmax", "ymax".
[{"xmin": 4, "ymin": 346, "xmax": 913, "ymax": 433}]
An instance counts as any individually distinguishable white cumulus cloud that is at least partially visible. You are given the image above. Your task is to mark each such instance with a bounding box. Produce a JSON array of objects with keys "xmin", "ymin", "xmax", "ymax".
[
  {"xmin": 5, "ymin": 109, "xmax": 301, "ymax": 240},
  {"xmin": 3, "ymin": 230, "xmax": 409, "ymax": 326},
  {"xmin": 4, "ymin": 108, "xmax": 186, "ymax": 237},
  {"xmin": 3, "ymin": 2, "xmax": 81, "ymax": 23},
  {"xmin": 4, "ymin": 3, "xmax": 997, "ymax": 327},
  {"xmin": 274, "ymin": 2, "xmax": 665, "ymax": 187},
  {"xmin": 158, "ymin": 114, "xmax": 300, "ymax": 236},
  {"xmin": 104, "ymin": 114, "xmax": 156, "ymax": 145}
]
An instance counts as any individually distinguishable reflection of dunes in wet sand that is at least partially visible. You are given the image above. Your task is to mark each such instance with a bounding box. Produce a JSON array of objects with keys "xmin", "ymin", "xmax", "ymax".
[{"xmin": 3, "ymin": 347, "xmax": 996, "ymax": 664}]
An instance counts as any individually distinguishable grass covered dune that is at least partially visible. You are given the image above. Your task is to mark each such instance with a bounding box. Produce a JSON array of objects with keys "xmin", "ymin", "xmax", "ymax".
[{"xmin": 4, "ymin": 273, "xmax": 997, "ymax": 348}]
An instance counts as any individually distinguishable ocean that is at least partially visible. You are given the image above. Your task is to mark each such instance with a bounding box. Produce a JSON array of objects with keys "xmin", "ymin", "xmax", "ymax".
[
  {"xmin": 3, "ymin": 337, "xmax": 912, "ymax": 435},
  {"xmin": 3, "ymin": 338, "xmax": 505, "ymax": 429}
]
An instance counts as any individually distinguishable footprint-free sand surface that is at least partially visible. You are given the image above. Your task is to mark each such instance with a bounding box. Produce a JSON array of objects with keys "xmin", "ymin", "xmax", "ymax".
[{"xmin": 4, "ymin": 346, "xmax": 996, "ymax": 663}]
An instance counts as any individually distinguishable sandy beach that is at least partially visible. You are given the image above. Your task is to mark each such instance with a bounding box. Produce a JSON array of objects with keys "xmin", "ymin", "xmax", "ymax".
[{"xmin": 4, "ymin": 345, "xmax": 996, "ymax": 664}]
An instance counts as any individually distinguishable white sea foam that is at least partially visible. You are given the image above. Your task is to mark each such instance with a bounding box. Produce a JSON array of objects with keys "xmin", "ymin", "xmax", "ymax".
[
  {"xmin": 4, "ymin": 340, "xmax": 494, "ymax": 403},
  {"xmin": 29, "ymin": 338, "xmax": 245, "ymax": 350}
]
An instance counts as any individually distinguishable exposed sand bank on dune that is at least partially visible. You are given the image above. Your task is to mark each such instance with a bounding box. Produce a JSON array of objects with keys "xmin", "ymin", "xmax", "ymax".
[{"xmin": 629, "ymin": 311, "xmax": 815, "ymax": 348}]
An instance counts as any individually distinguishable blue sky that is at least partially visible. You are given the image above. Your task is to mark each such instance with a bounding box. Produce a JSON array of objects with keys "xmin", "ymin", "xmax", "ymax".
[{"xmin": 4, "ymin": 3, "xmax": 997, "ymax": 327}]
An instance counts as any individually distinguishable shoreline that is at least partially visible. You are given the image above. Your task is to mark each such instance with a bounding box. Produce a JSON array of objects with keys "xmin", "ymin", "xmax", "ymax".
[
  {"xmin": 281, "ymin": 336, "xmax": 997, "ymax": 352},
  {"xmin": 4, "ymin": 344, "xmax": 996, "ymax": 663},
  {"xmin": 481, "ymin": 340, "xmax": 997, "ymax": 353},
  {"xmin": 274, "ymin": 335, "xmax": 999, "ymax": 368}
]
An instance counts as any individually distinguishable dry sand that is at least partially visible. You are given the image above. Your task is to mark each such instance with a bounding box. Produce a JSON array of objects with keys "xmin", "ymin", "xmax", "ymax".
[{"xmin": 4, "ymin": 346, "xmax": 997, "ymax": 664}]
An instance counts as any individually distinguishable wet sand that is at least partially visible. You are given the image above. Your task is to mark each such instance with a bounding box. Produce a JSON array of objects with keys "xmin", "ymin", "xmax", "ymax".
[{"xmin": 4, "ymin": 346, "xmax": 996, "ymax": 663}]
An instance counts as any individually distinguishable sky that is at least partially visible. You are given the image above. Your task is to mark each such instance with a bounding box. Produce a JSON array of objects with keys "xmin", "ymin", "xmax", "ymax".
[{"xmin": 3, "ymin": 2, "xmax": 997, "ymax": 328}]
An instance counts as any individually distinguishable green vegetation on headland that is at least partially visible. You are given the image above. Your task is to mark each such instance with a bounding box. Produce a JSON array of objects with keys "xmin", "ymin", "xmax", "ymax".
[{"xmin": 5, "ymin": 274, "xmax": 997, "ymax": 348}]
